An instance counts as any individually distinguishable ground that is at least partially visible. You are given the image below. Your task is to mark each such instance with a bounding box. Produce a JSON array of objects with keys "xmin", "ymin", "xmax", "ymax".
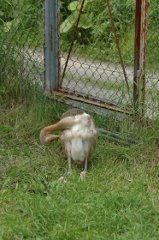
[{"xmin": 0, "ymin": 99, "xmax": 159, "ymax": 240}]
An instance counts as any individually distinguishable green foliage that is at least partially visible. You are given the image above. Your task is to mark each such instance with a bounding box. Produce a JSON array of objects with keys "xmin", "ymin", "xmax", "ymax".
[
  {"xmin": 60, "ymin": 0, "xmax": 135, "ymax": 63},
  {"xmin": 60, "ymin": 1, "xmax": 133, "ymax": 44},
  {"xmin": 60, "ymin": 0, "xmax": 159, "ymax": 67},
  {"xmin": 1, "ymin": 0, "xmax": 159, "ymax": 67},
  {"xmin": 0, "ymin": 0, "xmax": 42, "ymax": 46},
  {"xmin": 0, "ymin": 42, "xmax": 39, "ymax": 107},
  {"xmin": 60, "ymin": 0, "xmax": 94, "ymax": 34},
  {"xmin": 0, "ymin": 0, "xmax": 43, "ymax": 107}
]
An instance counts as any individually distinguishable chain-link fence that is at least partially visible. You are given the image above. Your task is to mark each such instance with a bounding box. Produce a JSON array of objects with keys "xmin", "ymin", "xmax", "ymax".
[
  {"xmin": 59, "ymin": 0, "xmax": 135, "ymax": 113},
  {"xmin": 0, "ymin": 0, "xmax": 44, "ymax": 103},
  {"xmin": 54, "ymin": 0, "xmax": 158, "ymax": 119},
  {"xmin": 1, "ymin": 0, "xmax": 159, "ymax": 121},
  {"xmin": 145, "ymin": 2, "xmax": 159, "ymax": 118}
]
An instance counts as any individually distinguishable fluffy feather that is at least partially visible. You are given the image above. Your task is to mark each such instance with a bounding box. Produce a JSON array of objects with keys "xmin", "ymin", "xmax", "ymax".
[{"xmin": 40, "ymin": 109, "xmax": 97, "ymax": 180}]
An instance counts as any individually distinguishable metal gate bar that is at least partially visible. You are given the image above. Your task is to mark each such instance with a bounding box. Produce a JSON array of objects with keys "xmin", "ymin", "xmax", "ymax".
[
  {"xmin": 51, "ymin": 89, "xmax": 131, "ymax": 114},
  {"xmin": 44, "ymin": 0, "xmax": 148, "ymax": 117},
  {"xmin": 44, "ymin": 0, "xmax": 59, "ymax": 91},
  {"xmin": 133, "ymin": 0, "xmax": 148, "ymax": 117}
]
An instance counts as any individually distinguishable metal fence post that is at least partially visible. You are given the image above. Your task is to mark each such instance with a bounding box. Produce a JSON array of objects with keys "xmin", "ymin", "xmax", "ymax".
[
  {"xmin": 133, "ymin": 0, "xmax": 148, "ymax": 117},
  {"xmin": 44, "ymin": 0, "xmax": 59, "ymax": 92}
]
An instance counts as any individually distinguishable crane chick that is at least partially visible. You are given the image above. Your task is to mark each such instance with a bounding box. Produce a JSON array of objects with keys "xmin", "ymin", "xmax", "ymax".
[{"xmin": 40, "ymin": 108, "xmax": 97, "ymax": 181}]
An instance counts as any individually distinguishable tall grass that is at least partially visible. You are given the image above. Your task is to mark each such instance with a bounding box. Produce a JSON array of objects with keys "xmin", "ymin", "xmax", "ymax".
[{"xmin": 1, "ymin": 88, "xmax": 159, "ymax": 239}]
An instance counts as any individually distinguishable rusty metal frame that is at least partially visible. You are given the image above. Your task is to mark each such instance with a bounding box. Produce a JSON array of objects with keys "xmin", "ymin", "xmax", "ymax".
[
  {"xmin": 133, "ymin": 0, "xmax": 148, "ymax": 117},
  {"xmin": 49, "ymin": 89, "xmax": 131, "ymax": 115},
  {"xmin": 44, "ymin": 0, "xmax": 148, "ymax": 117},
  {"xmin": 44, "ymin": 0, "xmax": 59, "ymax": 91}
]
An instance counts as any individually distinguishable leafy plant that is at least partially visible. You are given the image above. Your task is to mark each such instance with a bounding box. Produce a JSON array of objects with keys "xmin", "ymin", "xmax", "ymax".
[
  {"xmin": 60, "ymin": 0, "xmax": 135, "ymax": 62},
  {"xmin": 0, "ymin": 0, "xmax": 42, "ymax": 46},
  {"xmin": 60, "ymin": 0, "xmax": 94, "ymax": 34}
]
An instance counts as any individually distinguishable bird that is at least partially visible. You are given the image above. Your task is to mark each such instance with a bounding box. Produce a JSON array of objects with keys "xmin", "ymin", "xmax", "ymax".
[{"xmin": 40, "ymin": 108, "xmax": 97, "ymax": 181}]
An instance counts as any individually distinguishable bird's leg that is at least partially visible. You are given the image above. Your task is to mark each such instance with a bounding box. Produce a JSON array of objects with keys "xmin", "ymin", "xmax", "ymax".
[
  {"xmin": 67, "ymin": 155, "xmax": 72, "ymax": 175},
  {"xmin": 80, "ymin": 157, "xmax": 88, "ymax": 181},
  {"xmin": 58, "ymin": 156, "xmax": 72, "ymax": 183}
]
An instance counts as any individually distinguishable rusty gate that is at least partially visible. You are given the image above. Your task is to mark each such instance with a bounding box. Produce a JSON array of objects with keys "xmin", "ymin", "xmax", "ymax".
[{"xmin": 44, "ymin": 0, "xmax": 159, "ymax": 119}]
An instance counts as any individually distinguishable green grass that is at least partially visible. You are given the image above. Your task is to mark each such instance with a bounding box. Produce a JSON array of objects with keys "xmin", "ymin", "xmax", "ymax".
[{"xmin": 1, "ymin": 95, "xmax": 159, "ymax": 240}]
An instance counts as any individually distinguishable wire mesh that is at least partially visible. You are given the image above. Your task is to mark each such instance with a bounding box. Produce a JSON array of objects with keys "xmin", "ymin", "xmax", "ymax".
[
  {"xmin": 0, "ymin": 0, "xmax": 44, "ymax": 95},
  {"xmin": 145, "ymin": 1, "xmax": 159, "ymax": 119},
  {"xmin": 1, "ymin": 0, "xmax": 159, "ymax": 121},
  {"xmin": 59, "ymin": 0, "xmax": 135, "ymax": 111}
]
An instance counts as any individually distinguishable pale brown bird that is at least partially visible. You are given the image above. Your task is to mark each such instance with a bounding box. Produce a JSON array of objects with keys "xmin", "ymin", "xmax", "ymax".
[{"xmin": 40, "ymin": 108, "xmax": 97, "ymax": 181}]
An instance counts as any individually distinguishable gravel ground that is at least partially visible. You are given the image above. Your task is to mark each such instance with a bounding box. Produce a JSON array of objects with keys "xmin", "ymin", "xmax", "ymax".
[{"xmin": 25, "ymin": 49, "xmax": 159, "ymax": 118}]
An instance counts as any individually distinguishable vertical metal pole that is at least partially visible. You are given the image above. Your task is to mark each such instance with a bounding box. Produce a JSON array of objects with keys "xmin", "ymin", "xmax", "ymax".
[
  {"xmin": 133, "ymin": 0, "xmax": 148, "ymax": 117},
  {"xmin": 44, "ymin": 0, "xmax": 59, "ymax": 92},
  {"xmin": 140, "ymin": 0, "xmax": 148, "ymax": 116},
  {"xmin": 134, "ymin": 0, "xmax": 141, "ymax": 108},
  {"xmin": 44, "ymin": 0, "xmax": 50, "ymax": 91}
]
